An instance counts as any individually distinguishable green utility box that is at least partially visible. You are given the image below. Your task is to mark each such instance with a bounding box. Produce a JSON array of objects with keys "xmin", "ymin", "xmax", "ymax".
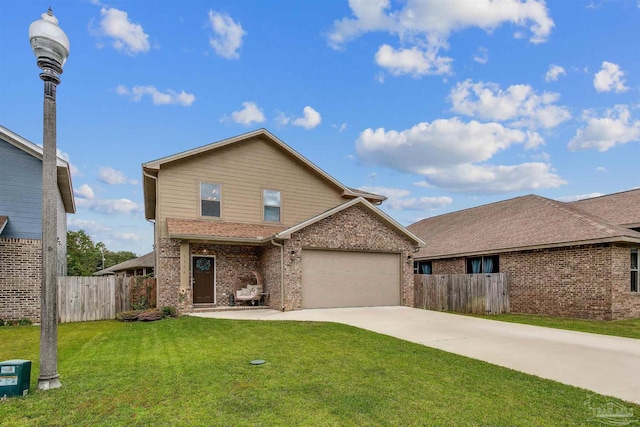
[{"xmin": 0, "ymin": 360, "xmax": 31, "ymax": 397}]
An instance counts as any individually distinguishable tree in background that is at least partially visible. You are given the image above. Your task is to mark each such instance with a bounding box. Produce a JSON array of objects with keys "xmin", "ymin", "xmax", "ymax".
[{"xmin": 67, "ymin": 230, "xmax": 137, "ymax": 276}]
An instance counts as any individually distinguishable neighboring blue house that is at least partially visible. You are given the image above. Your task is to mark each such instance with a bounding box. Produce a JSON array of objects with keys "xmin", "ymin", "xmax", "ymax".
[{"xmin": 0, "ymin": 125, "xmax": 75, "ymax": 322}]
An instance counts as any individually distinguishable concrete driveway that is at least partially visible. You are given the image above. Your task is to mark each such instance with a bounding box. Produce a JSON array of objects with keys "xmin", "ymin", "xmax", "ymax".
[{"xmin": 190, "ymin": 306, "xmax": 640, "ymax": 404}]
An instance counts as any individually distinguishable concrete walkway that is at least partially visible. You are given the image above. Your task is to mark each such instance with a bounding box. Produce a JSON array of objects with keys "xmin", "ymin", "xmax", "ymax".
[{"xmin": 190, "ymin": 306, "xmax": 640, "ymax": 404}]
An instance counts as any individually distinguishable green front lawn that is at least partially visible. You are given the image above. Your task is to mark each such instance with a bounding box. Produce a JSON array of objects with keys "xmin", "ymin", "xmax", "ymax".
[
  {"xmin": 0, "ymin": 317, "xmax": 637, "ymax": 426},
  {"xmin": 467, "ymin": 313, "xmax": 640, "ymax": 340}
]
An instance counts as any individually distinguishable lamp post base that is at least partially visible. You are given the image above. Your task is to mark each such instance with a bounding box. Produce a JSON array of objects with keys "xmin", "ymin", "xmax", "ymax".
[{"xmin": 37, "ymin": 375, "xmax": 61, "ymax": 391}]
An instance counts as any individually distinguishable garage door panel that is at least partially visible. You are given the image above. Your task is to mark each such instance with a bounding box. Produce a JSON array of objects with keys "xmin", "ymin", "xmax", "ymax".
[{"xmin": 302, "ymin": 250, "xmax": 400, "ymax": 309}]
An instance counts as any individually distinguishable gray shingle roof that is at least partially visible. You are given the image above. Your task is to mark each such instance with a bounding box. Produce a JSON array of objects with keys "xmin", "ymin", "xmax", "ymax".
[
  {"xmin": 94, "ymin": 251, "xmax": 155, "ymax": 276},
  {"xmin": 408, "ymin": 194, "xmax": 640, "ymax": 259}
]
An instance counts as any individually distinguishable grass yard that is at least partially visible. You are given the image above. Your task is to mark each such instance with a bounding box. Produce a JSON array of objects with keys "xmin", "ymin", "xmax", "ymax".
[
  {"xmin": 467, "ymin": 313, "xmax": 640, "ymax": 340},
  {"xmin": 0, "ymin": 316, "xmax": 637, "ymax": 426}
]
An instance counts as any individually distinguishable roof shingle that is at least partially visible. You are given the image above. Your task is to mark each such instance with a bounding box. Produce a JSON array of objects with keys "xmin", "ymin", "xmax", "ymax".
[
  {"xmin": 408, "ymin": 194, "xmax": 640, "ymax": 259},
  {"xmin": 167, "ymin": 218, "xmax": 286, "ymax": 241},
  {"xmin": 570, "ymin": 188, "xmax": 640, "ymax": 227}
]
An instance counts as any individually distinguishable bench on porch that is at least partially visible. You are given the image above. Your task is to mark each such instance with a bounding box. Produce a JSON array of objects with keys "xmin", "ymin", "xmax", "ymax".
[{"xmin": 235, "ymin": 271, "xmax": 264, "ymax": 305}]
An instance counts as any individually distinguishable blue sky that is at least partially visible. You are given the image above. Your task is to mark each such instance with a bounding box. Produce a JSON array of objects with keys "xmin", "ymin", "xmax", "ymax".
[{"xmin": 1, "ymin": 0, "xmax": 639, "ymax": 256}]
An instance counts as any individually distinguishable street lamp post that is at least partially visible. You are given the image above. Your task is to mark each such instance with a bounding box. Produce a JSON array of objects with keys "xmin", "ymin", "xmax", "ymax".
[{"xmin": 29, "ymin": 8, "xmax": 69, "ymax": 391}]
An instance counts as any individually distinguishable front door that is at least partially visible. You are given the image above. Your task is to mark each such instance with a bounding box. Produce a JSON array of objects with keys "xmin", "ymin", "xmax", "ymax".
[{"xmin": 193, "ymin": 256, "xmax": 215, "ymax": 304}]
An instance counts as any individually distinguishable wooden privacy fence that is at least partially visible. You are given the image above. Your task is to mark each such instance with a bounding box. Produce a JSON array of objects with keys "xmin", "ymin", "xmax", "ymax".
[
  {"xmin": 414, "ymin": 273, "xmax": 510, "ymax": 314},
  {"xmin": 58, "ymin": 276, "xmax": 157, "ymax": 323}
]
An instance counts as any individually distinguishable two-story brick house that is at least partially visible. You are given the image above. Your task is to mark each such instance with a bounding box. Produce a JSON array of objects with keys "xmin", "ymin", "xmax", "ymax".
[
  {"xmin": 0, "ymin": 125, "xmax": 75, "ymax": 322},
  {"xmin": 143, "ymin": 129, "xmax": 424, "ymax": 312}
]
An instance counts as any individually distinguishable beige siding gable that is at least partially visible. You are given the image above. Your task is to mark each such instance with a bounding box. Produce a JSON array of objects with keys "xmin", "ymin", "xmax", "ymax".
[{"xmin": 157, "ymin": 137, "xmax": 344, "ymax": 237}]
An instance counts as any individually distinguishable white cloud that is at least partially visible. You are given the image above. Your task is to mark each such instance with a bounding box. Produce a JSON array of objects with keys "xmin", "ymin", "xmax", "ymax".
[
  {"xmin": 556, "ymin": 193, "xmax": 604, "ymax": 202},
  {"xmin": 545, "ymin": 64, "xmax": 566, "ymax": 82},
  {"xmin": 328, "ymin": 0, "xmax": 553, "ymax": 75},
  {"xmin": 356, "ymin": 118, "xmax": 539, "ymax": 173},
  {"xmin": 74, "ymin": 184, "xmax": 95, "ymax": 199},
  {"xmin": 228, "ymin": 102, "xmax": 266, "ymax": 126},
  {"xmin": 97, "ymin": 7, "xmax": 150, "ymax": 55},
  {"xmin": 329, "ymin": 0, "xmax": 553, "ymax": 47},
  {"xmin": 68, "ymin": 218, "xmax": 111, "ymax": 233},
  {"xmin": 473, "ymin": 46, "xmax": 488, "ymax": 64},
  {"xmin": 420, "ymin": 163, "xmax": 566, "ymax": 194},
  {"xmin": 448, "ymin": 80, "xmax": 571, "ymax": 129},
  {"xmin": 595, "ymin": 166, "xmax": 607, "ymax": 173},
  {"xmin": 333, "ymin": 123, "xmax": 348, "ymax": 132},
  {"xmin": 356, "ymin": 119, "xmax": 564, "ymax": 194},
  {"xmin": 117, "ymin": 85, "xmax": 196, "ymax": 106},
  {"xmin": 77, "ymin": 198, "xmax": 142, "ymax": 214},
  {"xmin": 292, "ymin": 106, "xmax": 322, "ymax": 130},
  {"xmin": 208, "ymin": 10, "xmax": 246, "ymax": 59},
  {"xmin": 359, "ymin": 186, "xmax": 453, "ymax": 211},
  {"xmin": 114, "ymin": 232, "xmax": 141, "ymax": 241},
  {"xmin": 375, "ymin": 43, "xmax": 452, "ymax": 77},
  {"xmin": 593, "ymin": 61, "xmax": 629, "ymax": 93},
  {"xmin": 278, "ymin": 106, "xmax": 322, "ymax": 130},
  {"xmin": 98, "ymin": 167, "xmax": 137, "ymax": 185},
  {"xmin": 568, "ymin": 105, "xmax": 640, "ymax": 151}
]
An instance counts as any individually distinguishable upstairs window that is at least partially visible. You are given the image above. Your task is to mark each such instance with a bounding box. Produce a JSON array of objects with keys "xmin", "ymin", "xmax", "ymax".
[
  {"xmin": 201, "ymin": 183, "xmax": 221, "ymax": 218},
  {"xmin": 632, "ymin": 249, "xmax": 639, "ymax": 293},
  {"xmin": 466, "ymin": 255, "xmax": 499, "ymax": 274},
  {"xmin": 263, "ymin": 190, "xmax": 281, "ymax": 222},
  {"xmin": 414, "ymin": 261, "xmax": 432, "ymax": 274}
]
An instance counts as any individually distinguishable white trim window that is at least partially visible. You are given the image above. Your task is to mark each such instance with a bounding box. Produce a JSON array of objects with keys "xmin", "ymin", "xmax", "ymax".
[
  {"xmin": 263, "ymin": 189, "xmax": 281, "ymax": 222},
  {"xmin": 631, "ymin": 249, "xmax": 639, "ymax": 293},
  {"xmin": 201, "ymin": 183, "xmax": 221, "ymax": 218}
]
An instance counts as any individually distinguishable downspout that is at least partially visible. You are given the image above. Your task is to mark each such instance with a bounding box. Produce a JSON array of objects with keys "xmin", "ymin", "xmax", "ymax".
[
  {"xmin": 270, "ymin": 239, "xmax": 285, "ymax": 311},
  {"xmin": 143, "ymin": 169, "xmax": 158, "ymax": 307}
]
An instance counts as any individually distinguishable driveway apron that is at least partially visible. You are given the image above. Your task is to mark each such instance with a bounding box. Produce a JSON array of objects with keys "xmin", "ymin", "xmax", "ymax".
[{"xmin": 190, "ymin": 306, "xmax": 640, "ymax": 404}]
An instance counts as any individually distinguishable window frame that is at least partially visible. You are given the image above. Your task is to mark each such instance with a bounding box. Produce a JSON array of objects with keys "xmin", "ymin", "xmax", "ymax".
[
  {"xmin": 413, "ymin": 260, "xmax": 432, "ymax": 274},
  {"xmin": 263, "ymin": 189, "xmax": 281, "ymax": 223},
  {"xmin": 631, "ymin": 248, "xmax": 639, "ymax": 293},
  {"xmin": 200, "ymin": 182, "xmax": 222, "ymax": 219},
  {"xmin": 466, "ymin": 255, "xmax": 499, "ymax": 274}
]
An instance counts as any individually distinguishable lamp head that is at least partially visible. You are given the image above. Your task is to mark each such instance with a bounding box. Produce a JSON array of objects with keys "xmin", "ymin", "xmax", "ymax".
[{"xmin": 29, "ymin": 9, "xmax": 69, "ymax": 72}]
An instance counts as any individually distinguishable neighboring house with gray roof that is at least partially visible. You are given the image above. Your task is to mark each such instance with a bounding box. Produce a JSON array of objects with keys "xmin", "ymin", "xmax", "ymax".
[
  {"xmin": 143, "ymin": 129, "xmax": 424, "ymax": 313},
  {"xmin": 0, "ymin": 125, "xmax": 75, "ymax": 322},
  {"xmin": 94, "ymin": 251, "xmax": 155, "ymax": 278},
  {"xmin": 408, "ymin": 190, "xmax": 640, "ymax": 320}
]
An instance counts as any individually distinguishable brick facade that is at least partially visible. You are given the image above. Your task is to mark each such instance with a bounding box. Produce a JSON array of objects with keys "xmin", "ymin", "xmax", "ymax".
[
  {"xmin": 157, "ymin": 238, "xmax": 181, "ymax": 309},
  {"xmin": 190, "ymin": 243, "xmax": 260, "ymax": 307},
  {"xmin": 432, "ymin": 258, "xmax": 465, "ymax": 275},
  {"xmin": 283, "ymin": 205, "xmax": 415, "ymax": 310},
  {"xmin": 259, "ymin": 245, "xmax": 282, "ymax": 311},
  {"xmin": 427, "ymin": 243, "xmax": 640, "ymax": 320},
  {"xmin": 157, "ymin": 204, "xmax": 417, "ymax": 312},
  {"xmin": 0, "ymin": 238, "xmax": 41, "ymax": 322}
]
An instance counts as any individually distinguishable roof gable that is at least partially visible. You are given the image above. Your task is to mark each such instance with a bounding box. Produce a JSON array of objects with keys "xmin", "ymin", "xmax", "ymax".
[
  {"xmin": 409, "ymin": 194, "xmax": 640, "ymax": 259},
  {"xmin": 277, "ymin": 197, "xmax": 426, "ymax": 247},
  {"xmin": 142, "ymin": 129, "xmax": 384, "ymax": 220},
  {"xmin": 0, "ymin": 125, "xmax": 75, "ymax": 213}
]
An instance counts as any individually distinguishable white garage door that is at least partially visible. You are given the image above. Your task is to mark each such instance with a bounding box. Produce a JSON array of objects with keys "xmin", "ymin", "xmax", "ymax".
[{"xmin": 301, "ymin": 250, "xmax": 400, "ymax": 309}]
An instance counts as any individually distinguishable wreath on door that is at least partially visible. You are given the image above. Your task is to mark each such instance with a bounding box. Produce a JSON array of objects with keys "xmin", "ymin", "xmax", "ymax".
[{"xmin": 195, "ymin": 258, "xmax": 211, "ymax": 271}]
